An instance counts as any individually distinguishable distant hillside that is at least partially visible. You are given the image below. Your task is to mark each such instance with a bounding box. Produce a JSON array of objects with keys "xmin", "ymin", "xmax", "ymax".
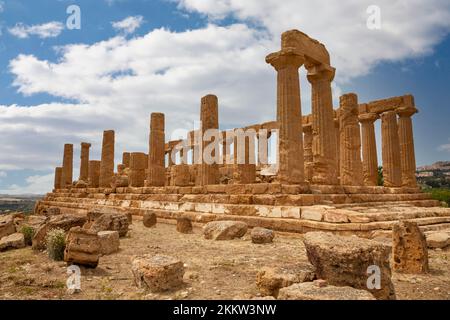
[
  {"xmin": 416, "ymin": 161, "xmax": 450, "ymax": 189},
  {"xmin": 0, "ymin": 195, "xmax": 42, "ymax": 214}
]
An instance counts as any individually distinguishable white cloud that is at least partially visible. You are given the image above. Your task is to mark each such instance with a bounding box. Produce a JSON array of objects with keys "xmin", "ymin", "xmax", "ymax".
[
  {"xmin": 438, "ymin": 141, "xmax": 450, "ymax": 152},
  {"xmin": 8, "ymin": 21, "xmax": 64, "ymax": 39},
  {"xmin": 177, "ymin": 0, "xmax": 450, "ymax": 80},
  {"xmin": 0, "ymin": 174, "xmax": 53, "ymax": 195},
  {"xmin": 0, "ymin": 171, "xmax": 6, "ymax": 178},
  {"xmin": 0, "ymin": 1, "xmax": 4, "ymax": 13},
  {"xmin": 112, "ymin": 16, "xmax": 144, "ymax": 35}
]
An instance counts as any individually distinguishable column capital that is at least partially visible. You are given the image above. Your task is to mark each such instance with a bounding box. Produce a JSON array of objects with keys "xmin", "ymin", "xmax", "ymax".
[
  {"xmin": 266, "ymin": 48, "xmax": 305, "ymax": 71},
  {"xmin": 306, "ymin": 62, "xmax": 335, "ymax": 83},
  {"xmin": 81, "ymin": 142, "xmax": 91, "ymax": 148},
  {"xmin": 358, "ymin": 112, "xmax": 379, "ymax": 123},
  {"xmin": 396, "ymin": 106, "xmax": 418, "ymax": 118}
]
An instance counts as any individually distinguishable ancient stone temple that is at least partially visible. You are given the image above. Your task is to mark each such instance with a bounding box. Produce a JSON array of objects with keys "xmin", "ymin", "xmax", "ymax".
[{"xmin": 37, "ymin": 30, "xmax": 450, "ymax": 237}]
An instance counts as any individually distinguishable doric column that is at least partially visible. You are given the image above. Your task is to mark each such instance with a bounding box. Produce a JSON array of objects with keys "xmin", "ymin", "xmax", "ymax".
[
  {"xmin": 359, "ymin": 112, "xmax": 379, "ymax": 186},
  {"xmin": 397, "ymin": 106, "xmax": 418, "ymax": 187},
  {"xmin": 257, "ymin": 130, "xmax": 269, "ymax": 166},
  {"xmin": 222, "ymin": 132, "xmax": 229, "ymax": 165},
  {"xmin": 266, "ymin": 48, "xmax": 305, "ymax": 184},
  {"xmin": 381, "ymin": 111, "xmax": 402, "ymax": 187},
  {"xmin": 306, "ymin": 63, "xmax": 338, "ymax": 185},
  {"xmin": 99, "ymin": 130, "xmax": 115, "ymax": 188},
  {"xmin": 54, "ymin": 167, "xmax": 62, "ymax": 189},
  {"xmin": 339, "ymin": 94, "xmax": 363, "ymax": 186},
  {"xmin": 79, "ymin": 142, "xmax": 91, "ymax": 182},
  {"xmin": 61, "ymin": 144, "xmax": 73, "ymax": 187},
  {"xmin": 88, "ymin": 160, "xmax": 101, "ymax": 188},
  {"xmin": 303, "ymin": 124, "xmax": 313, "ymax": 182},
  {"xmin": 122, "ymin": 152, "xmax": 131, "ymax": 168},
  {"xmin": 334, "ymin": 116, "xmax": 340, "ymax": 181},
  {"xmin": 200, "ymin": 94, "xmax": 219, "ymax": 185},
  {"xmin": 148, "ymin": 113, "xmax": 166, "ymax": 186},
  {"xmin": 129, "ymin": 152, "xmax": 147, "ymax": 187}
]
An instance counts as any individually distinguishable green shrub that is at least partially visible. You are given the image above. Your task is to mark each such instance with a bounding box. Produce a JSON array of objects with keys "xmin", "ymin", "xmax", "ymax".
[
  {"xmin": 45, "ymin": 228, "xmax": 66, "ymax": 261},
  {"xmin": 20, "ymin": 226, "xmax": 35, "ymax": 246},
  {"xmin": 428, "ymin": 188, "xmax": 450, "ymax": 207}
]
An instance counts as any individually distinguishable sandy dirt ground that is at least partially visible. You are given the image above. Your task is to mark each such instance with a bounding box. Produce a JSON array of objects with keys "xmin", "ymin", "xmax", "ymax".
[{"xmin": 0, "ymin": 220, "xmax": 449, "ymax": 300}]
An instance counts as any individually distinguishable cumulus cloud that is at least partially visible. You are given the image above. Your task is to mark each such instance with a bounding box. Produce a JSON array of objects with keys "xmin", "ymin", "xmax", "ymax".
[
  {"xmin": 438, "ymin": 140, "xmax": 450, "ymax": 152},
  {"xmin": 0, "ymin": 174, "xmax": 53, "ymax": 195},
  {"xmin": 112, "ymin": 16, "xmax": 144, "ymax": 34},
  {"xmin": 8, "ymin": 21, "xmax": 64, "ymax": 39},
  {"xmin": 176, "ymin": 0, "xmax": 450, "ymax": 80}
]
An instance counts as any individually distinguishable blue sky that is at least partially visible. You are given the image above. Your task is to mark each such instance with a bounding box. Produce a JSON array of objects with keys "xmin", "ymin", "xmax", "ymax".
[{"xmin": 0, "ymin": 0, "xmax": 449, "ymax": 194}]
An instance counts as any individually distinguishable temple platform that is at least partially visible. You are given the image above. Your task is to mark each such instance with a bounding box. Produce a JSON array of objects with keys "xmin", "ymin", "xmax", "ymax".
[{"xmin": 36, "ymin": 184, "xmax": 450, "ymax": 239}]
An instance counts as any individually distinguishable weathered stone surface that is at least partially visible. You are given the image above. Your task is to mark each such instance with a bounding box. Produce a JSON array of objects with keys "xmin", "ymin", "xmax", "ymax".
[
  {"xmin": 89, "ymin": 212, "xmax": 129, "ymax": 237},
  {"xmin": 0, "ymin": 233, "xmax": 26, "ymax": 251},
  {"xmin": 256, "ymin": 263, "xmax": 315, "ymax": 297},
  {"xmin": 251, "ymin": 227, "xmax": 275, "ymax": 244},
  {"xmin": 392, "ymin": 221, "xmax": 429, "ymax": 274},
  {"xmin": 64, "ymin": 227, "xmax": 100, "ymax": 268},
  {"xmin": 426, "ymin": 232, "xmax": 450, "ymax": 249},
  {"xmin": 98, "ymin": 231, "xmax": 120, "ymax": 255},
  {"xmin": 32, "ymin": 214, "xmax": 87, "ymax": 250},
  {"xmin": 132, "ymin": 254, "xmax": 185, "ymax": 292},
  {"xmin": 303, "ymin": 232, "xmax": 395, "ymax": 300},
  {"xmin": 176, "ymin": 217, "xmax": 192, "ymax": 234},
  {"xmin": 99, "ymin": 130, "xmax": 115, "ymax": 188},
  {"xmin": 143, "ymin": 211, "xmax": 157, "ymax": 228},
  {"xmin": 203, "ymin": 221, "xmax": 248, "ymax": 240},
  {"xmin": 0, "ymin": 215, "xmax": 16, "ymax": 239},
  {"xmin": 278, "ymin": 282, "xmax": 376, "ymax": 300}
]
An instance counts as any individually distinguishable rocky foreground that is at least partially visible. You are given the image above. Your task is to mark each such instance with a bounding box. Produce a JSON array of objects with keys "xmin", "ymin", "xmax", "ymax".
[{"xmin": 0, "ymin": 212, "xmax": 449, "ymax": 300}]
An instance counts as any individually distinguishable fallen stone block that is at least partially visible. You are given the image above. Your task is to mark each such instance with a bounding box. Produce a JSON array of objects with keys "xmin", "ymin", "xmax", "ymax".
[
  {"xmin": 392, "ymin": 220, "xmax": 429, "ymax": 274},
  {"xmin": 203, "ymin": 221, "xmax": 248, "ymax": 240},
  {"xmin": 278, "ymin": 282, "xmax": 376, "ymax": 300},
  {"xmin": 303, "ymin": 232, "xmax": 395, "ymax": 300},
  {"xmin": 0, "ymin": 215, "xmax": 16, "ymax": 239},
  {"xmin": 89, "ymin": 212, "xmax": 129, "ymax": 237},
  {"xmin": 256, "ymin": 263, "xmax": 315, "ymax": 297},
  {"xmin": 176, "ymin": 217, "xmax": 192, "ymax": 234},
  {"xmin": 143, "ymin": 211, "xmax": 157, "ymax": 228},
  {"xmin": 132, "ymin": 254, "xmax": 184, "ymax": 292},
  {"xmin": 64, "ymin": 227, "xmax": 100, "ymax": 268},
  {"xmin": 32, "ymin": 214, "xmax": 87, "ymax": 250},
  {"xmin": 251, "ymin": 227, "xmax": 275, "ymax": 244},
  {"xmin": 426, "ymin": 232, "xmax": 450, "ymax": 249},
  {"xmin": 98, "ymin": 231, "xmax": 120, "ymax": 255},
  {"xmin": 0, "ymin": 233, "xmax": 26, "ymax": 251}
]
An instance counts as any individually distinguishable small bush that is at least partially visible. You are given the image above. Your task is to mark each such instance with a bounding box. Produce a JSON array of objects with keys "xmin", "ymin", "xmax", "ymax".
[
  {"xmin": 45, "ymin": 228, "xmax": 66, "ymax": 261},
  {"xmin": 20, "ymin": 226, "xmax": 35, "ymax": 246},
  {"xmin": 427, "ymin": 188, "xmax": 450, "ymax": 207}
]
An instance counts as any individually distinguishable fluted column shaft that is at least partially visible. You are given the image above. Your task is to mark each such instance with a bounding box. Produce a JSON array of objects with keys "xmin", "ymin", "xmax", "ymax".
[
  {"xmin": 303, "ymin": 124, "xmax": 313, "ymax": 182},
  {"xmin": 89, "ymin": 160, "xmax": 101, "ymax": 188},
  {"xmin": 61, "ymin": 144, "xmax": 73, "ymax": 187},
  {"xmin": 359, "ymin": 112, "xmax": 379, "ymax": 186},
  {"xmin": 381, "ymin": 111, "xmax": 402, "ymax": 187},
  {"xmin": 266, "ymin": 48, "xmax": 304, "ymax": 184},
  {"xmin": 397, "ymin": 107, "xmax": 418, "ymax": 187},
  {"xmin": 339, "ymin": 93, "xmax": 363, "ymax": 186},
  {"xmin": 99, "ymin": 130, "xmax": 115, "ymax": 188},
  {"xmin": 148, "ymin": 113, "xmax": 166, "ymax": 186},
  {"xmin": 307, "ymin": 63, "xmax": 338, "ymax": 185},
  {"xmin": 79, "ymin": 142, "xmax": 91, "ymax": 182},
  {"xmin": 129, "ymin": 152, "xmax": 147, "ymax": 187},
  {"xmin": 200, "ymin": 95, "xmax": 219, "ymax": 185},
  {"xmin": 54, "ymin": 167, "xmax": 62, "ymax": 189}
]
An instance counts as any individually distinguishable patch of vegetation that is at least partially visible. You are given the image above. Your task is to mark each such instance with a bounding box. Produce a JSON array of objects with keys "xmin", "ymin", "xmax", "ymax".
[
  {"xmin": 423, "ymin": 187, "xmax": 450, "ymax": 207},
  {"xmin": 20, "ymin": 226, "xmax": 35, "ymax": 246},
  {"xmin": 377, "ymin": 166, "xmax": 384, "ymax": 186},
  {"xmin": 45, "ymin": 229, "xmax": 66, "ymax": 261}
]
